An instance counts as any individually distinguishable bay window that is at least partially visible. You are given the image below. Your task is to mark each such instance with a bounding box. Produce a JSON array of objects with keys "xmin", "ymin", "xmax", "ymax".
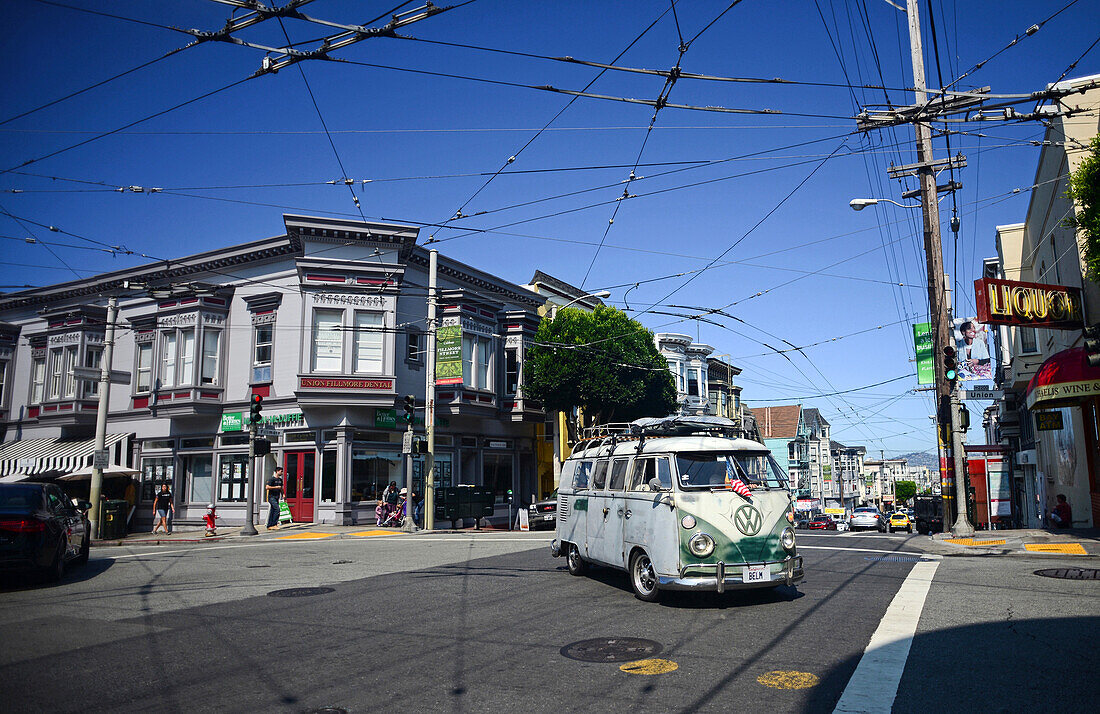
[
  {"xmin": 505, "ymin": 348, "xmax": 519, "ymax": 396},
  {"xmin": 312, "ymin": 309, "xmax": 343, "ymax": 372},
  {"xmin": 200, "ymin": 329, "xmax": 220, "ymax": 384},
  {"xmin": 353, "ymin": 311, "xmax": 384, "ymax": 373},
  {"xmin": 462, "ymin": 334, "xmax": 493, "ymax": 390},
  {"xmin": 136, "ymin": 342, "xmax": 153, "ymax": 392},
  {"xmin": 180, "ymin": 330, "xmax": 195, "ymax": 384},
  {"xmin": 161, "ymin": 332, "xmax": 177, "ymax": 387},
  {"xmin": 84, "ymin": 347, "xmax": 102, "ymax": 398},
  {"xmin": 31, "ymin": 357, "xmax": 45, "ymax": 403}
]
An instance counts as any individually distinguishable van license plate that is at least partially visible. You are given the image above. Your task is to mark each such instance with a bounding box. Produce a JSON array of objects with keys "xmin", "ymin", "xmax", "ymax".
[
  {"xmin": 743, "ymin": 564, "xmax": 771, "ymax": 583},
  {"xmin": 543, "ymin": 515, "xmax": 555, "ymax": 521}
]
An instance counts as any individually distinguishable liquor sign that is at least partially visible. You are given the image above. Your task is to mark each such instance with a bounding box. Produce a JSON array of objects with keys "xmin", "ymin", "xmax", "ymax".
[
  {"xmin": 221, "ymin": 412, "xmax": 243, "ymax": 432},
  {"xmin": 913, "ymin": 322, "xmax": 934, "ymax": 385},
  {"xmin": 1035, "ymin": 411, "xmax": 1064, "ymax": 431},
  {"xmin": 974, "ymin": 277, "xmax": 1083, "ymax": 329},
  {"xmin": 435, "ymin": 324, "xmax": 463, "ymax": 385}
]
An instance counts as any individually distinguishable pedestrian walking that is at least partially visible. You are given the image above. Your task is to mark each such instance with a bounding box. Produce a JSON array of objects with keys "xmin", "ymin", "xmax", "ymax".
[
  {"xmin": 266, "ymin": 467, "xmax": 284, "ymax": 530},
  {"xmin": 152, "ymin": 483, "xmax": 174, "ymax": 535}
]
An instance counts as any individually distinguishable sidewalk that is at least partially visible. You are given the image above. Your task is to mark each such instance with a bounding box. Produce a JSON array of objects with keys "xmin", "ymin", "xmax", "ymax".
[
  {"xmin": 913, "ymin": 527, "xmax": 1100, "ymax": 557},
  {"xmin": 91, "ymin": 519, "xmax": 547, "ymax": 547}
]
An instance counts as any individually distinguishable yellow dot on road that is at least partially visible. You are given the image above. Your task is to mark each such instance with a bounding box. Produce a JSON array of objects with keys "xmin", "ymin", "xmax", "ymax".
[
  {"xmin": 757, "ymin": 671, "xmax": 819, "ymax": 690},
  {"xmin": 619, "ymin": 658, "xmax": 678, "ymax": 675}
]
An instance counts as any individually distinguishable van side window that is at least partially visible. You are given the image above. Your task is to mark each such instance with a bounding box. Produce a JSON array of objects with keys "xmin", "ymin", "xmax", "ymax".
[
  {"xmin": 592, "ymin": 459, "xmax": 608, "ymax": 490},
  {"xmin": 631, "ymin": 458, "xmax": 672, "ymax": 491},
  {"xmin": 572, "ymin": 461, "xmax": 591, "ymax": 489},
  {"xmin": 560, "ymin": 460, "xmax": 578, "ymax": 489},
  {"xmin": 608, "ymin": 458, "xmax": 629, "ymax": 491}
]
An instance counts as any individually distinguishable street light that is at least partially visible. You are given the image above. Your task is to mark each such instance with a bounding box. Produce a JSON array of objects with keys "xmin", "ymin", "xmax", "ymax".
[{"xmin": 849, "ymin": 198, "xmax": 921, "ymax": 211}]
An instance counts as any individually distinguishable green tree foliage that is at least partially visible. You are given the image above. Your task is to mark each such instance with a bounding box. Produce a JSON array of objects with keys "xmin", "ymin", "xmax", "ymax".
[
  {"xmin": 894, "ymin": 480, "xmax": 917, "ymax": 504},
  {"xmin": 523, "ymin": 306, "xmax": 677, "ymax": 425},
  {"xmin": 1066, "ymin": 134, "xmax": 1100, "ymax": 283}
]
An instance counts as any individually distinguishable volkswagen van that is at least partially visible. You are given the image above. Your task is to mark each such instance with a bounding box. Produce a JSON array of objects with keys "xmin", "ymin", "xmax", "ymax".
[{"xmin": 550, "ymin": 416, "xmax": 803, "ymax": 601}]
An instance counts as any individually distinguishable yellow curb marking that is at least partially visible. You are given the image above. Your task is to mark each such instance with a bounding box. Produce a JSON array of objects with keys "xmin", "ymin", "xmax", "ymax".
[
  {"xmin": 944, "ymin": 538, "xmax": 1006, "ymax": 546},
  {"xmin": 619, "ymin": 659, "xmax": 678, "ymax": 675},
  {"xmin": 350, "ymin": 530, "xmax": 400, "ymax": 537},
  {"xmin": 1024, "ymin": 543, "xmax": 1087, "ymax": 555},
  {"xmin": 757, "ymin": 671, "xmax": 819, "ymax": 690},
  {"xmin": 276, "ymin": 532, "xmax": 335, "ymax": 540}
]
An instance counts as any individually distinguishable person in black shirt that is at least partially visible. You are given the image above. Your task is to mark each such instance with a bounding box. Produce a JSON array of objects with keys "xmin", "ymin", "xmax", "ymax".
[
  {"xmin": 266, "ymin": 467, "xmax": 284, "ymax": 529},
  {"xmin": 152, "ymin": 483, "xmax": 174, "ymax": 535}
]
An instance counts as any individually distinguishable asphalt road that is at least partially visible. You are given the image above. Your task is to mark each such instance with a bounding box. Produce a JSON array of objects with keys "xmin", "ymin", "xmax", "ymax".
[{"xmin": 0, "ymin": 531, "xmax": 1095, "ymax": 713}]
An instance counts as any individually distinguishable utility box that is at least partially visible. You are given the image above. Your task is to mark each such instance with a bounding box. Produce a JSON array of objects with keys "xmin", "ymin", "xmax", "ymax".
[{"xmin": 434, "ymin": 485, "xmax": 495, "ymax": 528}]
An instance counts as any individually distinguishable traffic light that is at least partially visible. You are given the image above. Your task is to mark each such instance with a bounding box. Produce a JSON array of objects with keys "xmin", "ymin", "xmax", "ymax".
[
  {"xmin": 1085, "ymin": 324, "xmax": 1100, "ymax": 368},
  {"xmin": 943, "ymin": 345, "xmax": 958, "ymax": 384},
  {"xmin": 249, "ymin": 394, "xmax": 263, "ymax": 424},
  {"xmin": 403, "ymin": 394, "xmax": 415, "ymax": 423},
  {"xmin": 959, "ymin": 405, "xmax": 970, "ymax": 432}
]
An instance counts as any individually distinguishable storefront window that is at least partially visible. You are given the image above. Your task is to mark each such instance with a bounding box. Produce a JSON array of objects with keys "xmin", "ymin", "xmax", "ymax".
[
  {"xmin": 219, "ymin": 453, "xmax": 248, "ymax": 502},
  {"xmin": 412, "ymin": 453, "xmax": 452, "ymax": 492},
  {"xmin": 321, "ymin": 450, "xmax": 337, "ymax": 502},
  {"xmin": 350, "ymin": 449, "xmax": 401, "ymax": 502},
  {"xmin": 183, "ymin": 454, "xmax": 214, "ymax": 504},
  {"xmin": 141, "ymin": 457, "xmax": 174, "ymax": 501},
  {"xmin": 483, "ymin": 452, "xmax": 512, "ymax": 503}
]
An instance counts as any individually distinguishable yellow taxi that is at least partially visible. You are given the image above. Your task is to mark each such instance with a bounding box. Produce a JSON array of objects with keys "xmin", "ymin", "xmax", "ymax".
[{"xmin": 888, "ymin": 511, "xmax": 912, "ymax": 533}]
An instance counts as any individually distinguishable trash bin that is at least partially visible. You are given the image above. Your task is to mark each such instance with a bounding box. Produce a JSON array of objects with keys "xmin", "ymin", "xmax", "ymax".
[{"xmin": 100, "ymin": 500, "xmax": 129, "ymax": 540}]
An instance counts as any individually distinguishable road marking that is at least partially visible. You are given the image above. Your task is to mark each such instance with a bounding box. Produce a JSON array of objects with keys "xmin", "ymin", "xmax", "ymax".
[
  {"xmin": 619, "ymin": 659, "xmax": 678, "ymax": 675},
  {"xmin": 100, "ymin": 535, "xmax": 553, "ymax": 559},
  {"xmin": 350, "ymin": 530, "xmax": 401, "ymax": 537},
  {"xmin": 276, "ymin": 532, "xmax": 335, "ymax": 540},
  {"xmin": 1024, "ymin": 543, "xmax": 1087, "ymax": 555},
  {"xmin": 757, "ymin": 671, "xmax": 819, "ymax": 690},
  {"xmin": 944, "ymin": 538, "xmax": 1006, "ymax": 546},
  {"xmin": 800, "ymin": 545, "xmax": 934, "ymax": 556},
  {"xmin": 833, "ymin": 558, "xmax": 940, "ymax": 713}
]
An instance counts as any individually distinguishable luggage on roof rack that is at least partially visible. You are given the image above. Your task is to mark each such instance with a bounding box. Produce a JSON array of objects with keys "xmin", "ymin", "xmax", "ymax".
[{"xmin": 579, "ymin": 415, "xmax": 740, "ymax": 440}]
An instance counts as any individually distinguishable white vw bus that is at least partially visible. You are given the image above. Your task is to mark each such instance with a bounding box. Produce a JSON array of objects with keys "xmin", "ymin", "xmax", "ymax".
[{"xmin": 550, "ymin": 416, "xmax": 803, "ymax": 601}]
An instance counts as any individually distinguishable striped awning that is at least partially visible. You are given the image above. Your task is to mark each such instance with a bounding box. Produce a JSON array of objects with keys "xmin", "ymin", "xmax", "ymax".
[{"xmin": 0, "ymin": 434, "xmax": 131, "ymax": 478}]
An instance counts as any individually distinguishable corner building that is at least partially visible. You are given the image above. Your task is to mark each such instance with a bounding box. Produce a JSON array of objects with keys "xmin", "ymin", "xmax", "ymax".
[{"xmin": 0, "ymin": 215, "xmax": 545, "ymax": 527}]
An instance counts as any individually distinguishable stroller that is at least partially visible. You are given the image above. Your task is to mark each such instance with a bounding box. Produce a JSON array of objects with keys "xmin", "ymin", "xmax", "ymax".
[{"xmin": 379, "ymin": 497, "xmax": 406, "ymax": 527}]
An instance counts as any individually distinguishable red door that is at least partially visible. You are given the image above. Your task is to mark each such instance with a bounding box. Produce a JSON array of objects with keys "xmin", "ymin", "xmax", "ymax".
[{"xmin": 283, "ymin": 451, "xmax": 316, "ymax": 523}]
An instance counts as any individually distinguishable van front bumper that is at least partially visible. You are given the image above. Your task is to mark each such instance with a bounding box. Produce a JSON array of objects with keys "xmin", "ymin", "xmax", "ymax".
[{"xmin": 657, "ymin": 555, "xmax": 804, "ymax": 592}]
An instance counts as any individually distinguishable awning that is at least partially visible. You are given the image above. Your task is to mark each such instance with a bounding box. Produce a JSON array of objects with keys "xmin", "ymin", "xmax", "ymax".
[
  {"xmin": 0, "ymin": 434, "xmax": 131, "ymax": 479},
  {"xmin": 1026, "ymin": 347, "xmax": 1100, "ymax": 409}
]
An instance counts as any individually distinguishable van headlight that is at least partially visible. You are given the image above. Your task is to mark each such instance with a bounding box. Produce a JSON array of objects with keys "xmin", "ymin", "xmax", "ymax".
[
  {"xmin": 780, "ymin": 527, "xmax": 796, "ymax": 552},
  {"xmin": 688, "ymin": 532, "xmax": 715, "ymax": 557},
  {"xmin": 680, "ymin": 514, "xmax": 696, "ymax": 529}
]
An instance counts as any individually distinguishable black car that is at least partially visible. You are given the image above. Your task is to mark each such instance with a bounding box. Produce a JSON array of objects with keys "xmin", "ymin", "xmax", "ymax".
[
  {"xmin": 0, "ymin": 483, "xmax": 91, "ymax": 581},
  {"xmin": 527, "ymin": 490, "xmax": 558, "ymax": 530}
]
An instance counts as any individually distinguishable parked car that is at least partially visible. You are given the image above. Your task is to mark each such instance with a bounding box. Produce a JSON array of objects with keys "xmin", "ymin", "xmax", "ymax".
[
  {"xmin": 828, "ymin": 513, "xmax": 850, "ymax": 531},
  {"xmin": 807, "ymin": 513, "xmax": 837, "ymax": 530},
  {"xmin": 849, "ymin": 506, "xmax": 886, "ymax": 532},
  {"xmin": 527, "ymin": 490, "xmax": 558, "ymax": 530},
  {"xmin": 888, "ymin": 511, "xmax": 913, "ymax": 533},
  {"xmin": 0, "ymin": 483, "xmax": 90, "ymax": 581}
]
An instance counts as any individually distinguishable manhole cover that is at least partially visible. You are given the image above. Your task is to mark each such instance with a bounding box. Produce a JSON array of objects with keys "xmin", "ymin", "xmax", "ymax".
[
  {"xmin": 560, "ymin": 638, "xmax": 662, "ymax": 663},
  {"xmin": 864, "ymin": 556, "xmax": 925, "ymax": 563},
  {"xmin": 306, "ymin": 709, "xmax": 348, "ymax": 714},
  {"xmin": 267, "ymin": 587, "xmax": 335, "ymax": 598},
  {"xmin": 1034, "ymin": 568, "xmax": 1100, "ymax": 581}
]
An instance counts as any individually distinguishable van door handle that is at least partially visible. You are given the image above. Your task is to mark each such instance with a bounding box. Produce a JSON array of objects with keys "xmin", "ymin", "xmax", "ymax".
[
  {"xmin": 624, "ymin": 510, "xmax": 631, "ymax": 519},
  {"xmin": 602, "ymin": 507, "xmax": 609, "ymax": 517},
  {"xmin": 617, "ymin": 508, "xmax": 624, "ymax": 517}
]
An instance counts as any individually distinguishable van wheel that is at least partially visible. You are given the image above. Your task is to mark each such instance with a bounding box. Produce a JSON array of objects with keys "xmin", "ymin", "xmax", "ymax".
[
  {"xmin": 629, "ymin": 550, "xmax": 659, "ymax": 602},
  {"xmin": 566, "ymin": 544, "xmax": 587, "ymax": 576}
]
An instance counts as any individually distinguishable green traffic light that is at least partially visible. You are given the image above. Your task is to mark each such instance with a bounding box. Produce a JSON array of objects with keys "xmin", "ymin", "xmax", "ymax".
[{"xmin": 946, "ymin": 369, "xmax": 957, "ymax": 381}]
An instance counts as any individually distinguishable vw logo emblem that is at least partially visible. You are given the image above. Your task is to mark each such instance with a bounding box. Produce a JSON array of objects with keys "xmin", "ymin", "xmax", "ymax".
[{"xmin": 734, "ymin": 505, "xmax": 763, "ymax": 536}]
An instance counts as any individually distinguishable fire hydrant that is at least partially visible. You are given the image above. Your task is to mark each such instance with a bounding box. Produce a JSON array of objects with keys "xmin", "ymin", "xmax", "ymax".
[{"xmin": 202, "ymin": 504, "xmax": 217, "ymax": 537}]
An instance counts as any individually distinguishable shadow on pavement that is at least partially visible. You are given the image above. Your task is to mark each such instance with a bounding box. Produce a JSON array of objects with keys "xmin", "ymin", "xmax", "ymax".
[
  {"xmin": 811, "ymin": 615, "xmax": 1100, "ymax": 714},
  {"xmin": 0, "ymin": 557, "xmax": 113, "ymax": 592}
]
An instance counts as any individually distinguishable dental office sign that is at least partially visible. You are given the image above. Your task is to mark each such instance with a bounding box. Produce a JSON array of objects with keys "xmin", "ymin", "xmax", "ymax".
[{"xmin": 974, "ymin": 278, "xmax": 1083, "ymax": 330}]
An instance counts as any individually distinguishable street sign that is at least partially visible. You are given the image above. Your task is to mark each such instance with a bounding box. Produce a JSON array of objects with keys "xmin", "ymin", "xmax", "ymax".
[
  {"xmin": 256, "ymin": 426, "xmax": 278, "ymax": 439},
  {"xmin": 402, "ymin": 430, "xmax": 413, "ymax": 454},
  {"xmin": 962, "ymin": 387, "xmax": 1003, "ymax": 400},
  {"xmin": 72, "ymin": 366, "xmax": 132, "ymax": 385},
  {"xmin": 92, "ymin": 450, "xmax": 109, "ymax": 469}
]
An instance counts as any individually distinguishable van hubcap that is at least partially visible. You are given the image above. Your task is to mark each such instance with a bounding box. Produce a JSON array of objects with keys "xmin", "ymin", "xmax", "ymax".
[{"xmin": 635, "ymin": 556, "xmax": 656, "ymax": 593}]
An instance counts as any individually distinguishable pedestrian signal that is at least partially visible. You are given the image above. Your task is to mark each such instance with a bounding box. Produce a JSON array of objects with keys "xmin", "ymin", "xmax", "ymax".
[{"xmin": 1085, "ymin": 324, "xmax": 1100, "ymax": 368}]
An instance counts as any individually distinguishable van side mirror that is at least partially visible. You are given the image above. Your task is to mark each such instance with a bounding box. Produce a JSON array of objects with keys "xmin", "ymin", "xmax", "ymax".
[
  {"xmin": 648, "ymin": 477, "xmax": 664, "ymax": 492},
  {"xmin": 75, "ymin": 500, "xmax": 92, "ymax": 512}
]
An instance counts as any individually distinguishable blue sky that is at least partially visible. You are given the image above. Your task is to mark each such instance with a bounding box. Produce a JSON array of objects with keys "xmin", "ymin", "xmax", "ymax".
[{"xmin": 2, "ymin": 0, "xmax": 1098, "ymax": 456}]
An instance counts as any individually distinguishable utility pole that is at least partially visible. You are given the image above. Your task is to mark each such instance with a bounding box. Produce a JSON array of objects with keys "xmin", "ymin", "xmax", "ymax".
[
  {"xmin": 903, "ymin": 0, "xmax": 973, "ymax": 536},
  {"xmin": 423, "ymin": 249, "xmax": 438, "ymax": 531},
  {"xmin": 88, "ymin": 295, "xmax": 118, "ymax": 540}
]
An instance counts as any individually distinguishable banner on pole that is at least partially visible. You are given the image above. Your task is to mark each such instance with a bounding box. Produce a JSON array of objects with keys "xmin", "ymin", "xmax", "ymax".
[
  {"xmin": 913, "ymin": 322, "xmax": 934, "ymax": 385},
  {"xmin": 435, "ymin": 324, "xmax": 464, "ymax": 385}
]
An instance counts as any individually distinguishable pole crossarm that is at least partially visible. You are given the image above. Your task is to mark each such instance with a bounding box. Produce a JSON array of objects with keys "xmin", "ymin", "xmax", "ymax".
[{"xmin": 886, "ymin": 154, "xmax": 967, "ymax": 179}]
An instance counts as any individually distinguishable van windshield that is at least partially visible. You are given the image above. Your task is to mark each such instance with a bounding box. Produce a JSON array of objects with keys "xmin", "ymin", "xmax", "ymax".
[{"xmin": 675, "ymin": 452, "xmax": 788, "ymax": 490}]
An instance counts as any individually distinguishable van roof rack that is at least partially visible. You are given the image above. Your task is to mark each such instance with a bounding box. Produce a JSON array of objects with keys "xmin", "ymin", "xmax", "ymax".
[{"xmin": 579, "ymin": 415, "xmax": 740, "ymax": 442}]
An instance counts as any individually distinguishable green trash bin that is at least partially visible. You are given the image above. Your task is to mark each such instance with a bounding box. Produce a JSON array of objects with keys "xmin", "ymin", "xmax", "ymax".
[{"xmin": 100, "ymin": 500, "xmax": 129, "ymax": 539}]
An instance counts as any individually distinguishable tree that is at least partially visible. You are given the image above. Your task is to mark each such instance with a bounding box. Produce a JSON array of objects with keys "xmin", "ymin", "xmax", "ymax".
[
  {"xmin": 1065, "ymin": 134, "xmax": 1100, "ymax": 283},
  {"xmin": 523, "ymin": 305, "xmax": 677, "ymax": 427},
  {"xmin": 894, "ymin": 480, "xmax": 917, "ymax": 505}
]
